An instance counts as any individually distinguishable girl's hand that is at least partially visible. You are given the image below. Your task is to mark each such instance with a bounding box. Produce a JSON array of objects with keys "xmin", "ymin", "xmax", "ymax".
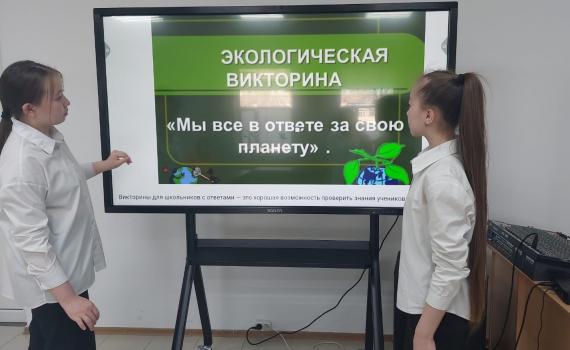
[
  {"xmin": 60, "ymin": 295, "xmax": 100, "ymax": 331},
  {"xmin": 105, "ymin": 150, "xmax": 132, "ymax": 170},
  {"xmin": 50, "ymin": 282, "xmax": 100, "ymax": 331},
  {"xmin": 94, "ymin": 150, "xmax": 132, "ymax": 173},
  {"xmin": 413, "ymin": 305, "xmax": 444, "ymax": 350},
  {"xmin": 413, "ymin": 334, "xmax": 436, "ymax": 350}
]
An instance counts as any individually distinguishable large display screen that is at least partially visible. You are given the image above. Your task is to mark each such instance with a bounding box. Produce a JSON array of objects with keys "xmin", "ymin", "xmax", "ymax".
[{"xmin": 94, "ymin": 3, "xmax": 457, "ymax": 214}]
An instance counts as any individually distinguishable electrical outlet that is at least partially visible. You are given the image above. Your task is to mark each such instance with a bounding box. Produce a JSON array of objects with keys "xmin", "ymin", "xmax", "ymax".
[{"xmin": 255, "ymin": 319, "xmax": 272, "ymax": 330}]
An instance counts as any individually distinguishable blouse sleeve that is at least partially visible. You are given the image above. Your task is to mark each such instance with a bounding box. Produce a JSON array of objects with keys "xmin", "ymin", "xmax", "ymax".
[
  {"xmin": 424, "ymin": 180, "xmax": 475, "ymax": 311},
  {"xmin": 0, "ymin": 182, "xmax": 68, "ymax": 290},
  {"xmin": 79, "ymin": 162, "xmax": 96, "ymax": 180}
]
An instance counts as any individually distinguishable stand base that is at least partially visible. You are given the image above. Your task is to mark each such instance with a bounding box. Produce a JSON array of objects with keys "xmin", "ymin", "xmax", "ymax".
[{"xmin": 172, "ymin": 214, "xmax": 385, "ymax": 350}]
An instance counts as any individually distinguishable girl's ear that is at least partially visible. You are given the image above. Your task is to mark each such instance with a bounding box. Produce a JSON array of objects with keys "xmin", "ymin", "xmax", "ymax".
[
  {"xmin": 424, "ymin": 107, "xmax": 436, "ymax": 126},
  {"xmin": 21, "ymin": 103, "xmax": 35, "ymax": 118}
]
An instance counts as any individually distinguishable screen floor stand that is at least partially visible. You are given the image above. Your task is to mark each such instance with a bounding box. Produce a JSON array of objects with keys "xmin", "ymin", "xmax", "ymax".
[{"xmin": 172, "ymin": 213, "xmax": 386, "ymax": 350}]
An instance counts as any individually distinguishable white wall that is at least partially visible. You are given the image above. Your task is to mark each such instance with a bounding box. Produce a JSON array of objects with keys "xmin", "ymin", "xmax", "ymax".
[{"xmin": 0, "ymin": 0, "xmax": 568, "ymax": 335}]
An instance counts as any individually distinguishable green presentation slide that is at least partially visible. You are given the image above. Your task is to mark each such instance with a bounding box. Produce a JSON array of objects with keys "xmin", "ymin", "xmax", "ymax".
[{"xmin": 152, "ymin": 13, "xmax": 426, "ymax": 185}]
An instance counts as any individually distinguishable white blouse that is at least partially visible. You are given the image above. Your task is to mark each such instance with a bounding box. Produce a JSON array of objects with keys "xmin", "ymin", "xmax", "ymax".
[
  {"xmin": 396, "ymin": 139, "xmax": 476, "ymax": 321},
  {"xmin": 0, "ymin": 118, "xmax": 105, "ymax": 309}
]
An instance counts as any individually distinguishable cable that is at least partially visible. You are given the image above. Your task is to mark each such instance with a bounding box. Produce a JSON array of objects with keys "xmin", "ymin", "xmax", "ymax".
[
  {"xmin": 246, "ymin": 216, "xmax": 400, "ymax": 346},
  {"xmin": 251, "ymin": 324, "xmax": 295, "ymax": 350},
  {"xmin": 379, "ymin": 215, "xmax": 400, "ymax": 253},
  {"xmin": 279, "ymin": 334, "xmax": 293, "ymax": 350},
  {"xmin": 513, "ymin": 282, "xmax": 552, "ymax": 350},
  {"xmin": 513, "ymin": 283, "xmax": 541, "ymax": 350},
  {"xmin": 270, "ymin": 326, "xmax": 294, "ymax": 350},
  {"xmin": 491, "ymin": 232, "xmax": 538, "ymax": 350},
  {"xmin": 535, "ymin": 287, "xmax": 550, "ymax": 350},
  {"xmin": 278, "ymin": 333, "xmax": 293, "ymax": 350},
  {"xmin": 246, "ymin": 268, "xmax": 367, "ymax": 346}
]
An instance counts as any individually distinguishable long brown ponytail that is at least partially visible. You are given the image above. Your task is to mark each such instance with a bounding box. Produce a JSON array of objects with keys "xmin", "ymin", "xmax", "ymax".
[
  {"xmin": 0, "ymin": 60, "xmax": 61, "ymax": 153},
  {"xmin": 419, "ymin": 70, "xmax": 488, "ymax": 326}
]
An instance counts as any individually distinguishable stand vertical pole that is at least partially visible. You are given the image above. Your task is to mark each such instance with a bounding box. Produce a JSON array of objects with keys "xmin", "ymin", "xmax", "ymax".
[
  {"xmin": 172, "ymin": 213, "xmax": 198, "ymax": 350},
  {"xmin": 365, "ymin": 268, "xmax": 374, "ymax": 350},
  {"xmin": 369, "ymin": 215, "xmax": 384, "ymax": 350},
  {"xmin": 194, "ymin": 266, "xmax": 213, "ymax": 347}
]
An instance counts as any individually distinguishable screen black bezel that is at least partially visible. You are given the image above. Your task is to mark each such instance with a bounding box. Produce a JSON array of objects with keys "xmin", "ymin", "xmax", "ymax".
[{"xmin": 93, "ymin": 2, "xmax": 458, "ymax": 214}]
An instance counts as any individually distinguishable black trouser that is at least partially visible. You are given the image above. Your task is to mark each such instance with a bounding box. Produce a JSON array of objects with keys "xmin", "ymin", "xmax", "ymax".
[
  {"xmin": 29, "ymin": 290, "xmax": 96, "ymax": 350},
  {"xmin": 393, "ymin": 252, "xmax": 485, "ymax": 350},
  {"xmin": 393, "ymin": 307, "xmax": 484, "ymax": 350}
]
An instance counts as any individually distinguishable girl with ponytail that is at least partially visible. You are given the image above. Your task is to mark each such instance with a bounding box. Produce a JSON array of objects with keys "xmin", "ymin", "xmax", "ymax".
[
  {"xmin": 0, "ymin": 61, "xmax": 131, "ymax": 349},
  {"xmin": 394, "ymin": 71, "xmax": 487, "ymax": 350}
]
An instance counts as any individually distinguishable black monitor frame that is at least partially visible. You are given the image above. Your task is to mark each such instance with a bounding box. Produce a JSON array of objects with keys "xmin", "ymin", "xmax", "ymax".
[{"xmin": 93, "ymin": 2, "xmax": 458, "ymax": 215}]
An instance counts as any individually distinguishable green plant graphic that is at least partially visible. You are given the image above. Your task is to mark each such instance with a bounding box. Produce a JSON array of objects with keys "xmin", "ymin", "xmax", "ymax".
[{"xmin": 343, "ymin": 143, "xmax": 410, "ymax": 185}]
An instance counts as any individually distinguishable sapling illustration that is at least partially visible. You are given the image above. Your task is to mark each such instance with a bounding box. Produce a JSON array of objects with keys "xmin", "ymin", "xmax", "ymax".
[{"xmin": 343, "ymin": 142, "xmax": 410, "ymax": 185}]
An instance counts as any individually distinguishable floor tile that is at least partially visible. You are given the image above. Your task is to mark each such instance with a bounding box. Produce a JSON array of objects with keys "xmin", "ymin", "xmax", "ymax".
[
  {"xmin": 195, "ymin": 336, "xmax": 245, "ymax": 350},
  {"xmin": 144, "ymin": 334, "xmax": 200, "ymax": 350},
  {"xmin": 98, "ymin": 334, "xmax": 153, "ymax": 350},
  {"xmin": 1, "ymin": 334, "xmax": 29, "ymax": 350},
  {"xmin": 0, "ymin": 326, "xmax": 392, "ymax": 350},
  {"xmin": 0, "ymin": 327, "xmax": 24, "ymax": 348}
]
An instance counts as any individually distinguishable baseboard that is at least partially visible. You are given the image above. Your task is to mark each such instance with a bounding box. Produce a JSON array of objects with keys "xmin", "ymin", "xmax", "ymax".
[
  {"xmin": 93, "ymin": 328, "xmax": 393, "ymax": 342},
  {"xmin": 0, "ymin": 309, "xmax": 26, "ymax": 323},
  {"xmin": 22, "ymin": 326, "xmax": 393, "ymax": 342}
]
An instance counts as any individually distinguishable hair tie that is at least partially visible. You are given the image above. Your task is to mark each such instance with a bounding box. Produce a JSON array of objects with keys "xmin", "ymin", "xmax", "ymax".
[
  {"xmin": 0, "ymin": 109, "xmax": 11, "ymax": 119},
  {"xmin": 456, "ymin": 73, "xmax": 466, "ymax": 84}
]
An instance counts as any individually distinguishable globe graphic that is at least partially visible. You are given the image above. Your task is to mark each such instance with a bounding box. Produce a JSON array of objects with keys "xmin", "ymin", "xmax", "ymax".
[
  {"xmin": 356, "ymin": 166, "xmax": 400, "ymax": 185},
  {"xmin": 170, "ymin": 167, "xmax": 198, "ymax": 184}
]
